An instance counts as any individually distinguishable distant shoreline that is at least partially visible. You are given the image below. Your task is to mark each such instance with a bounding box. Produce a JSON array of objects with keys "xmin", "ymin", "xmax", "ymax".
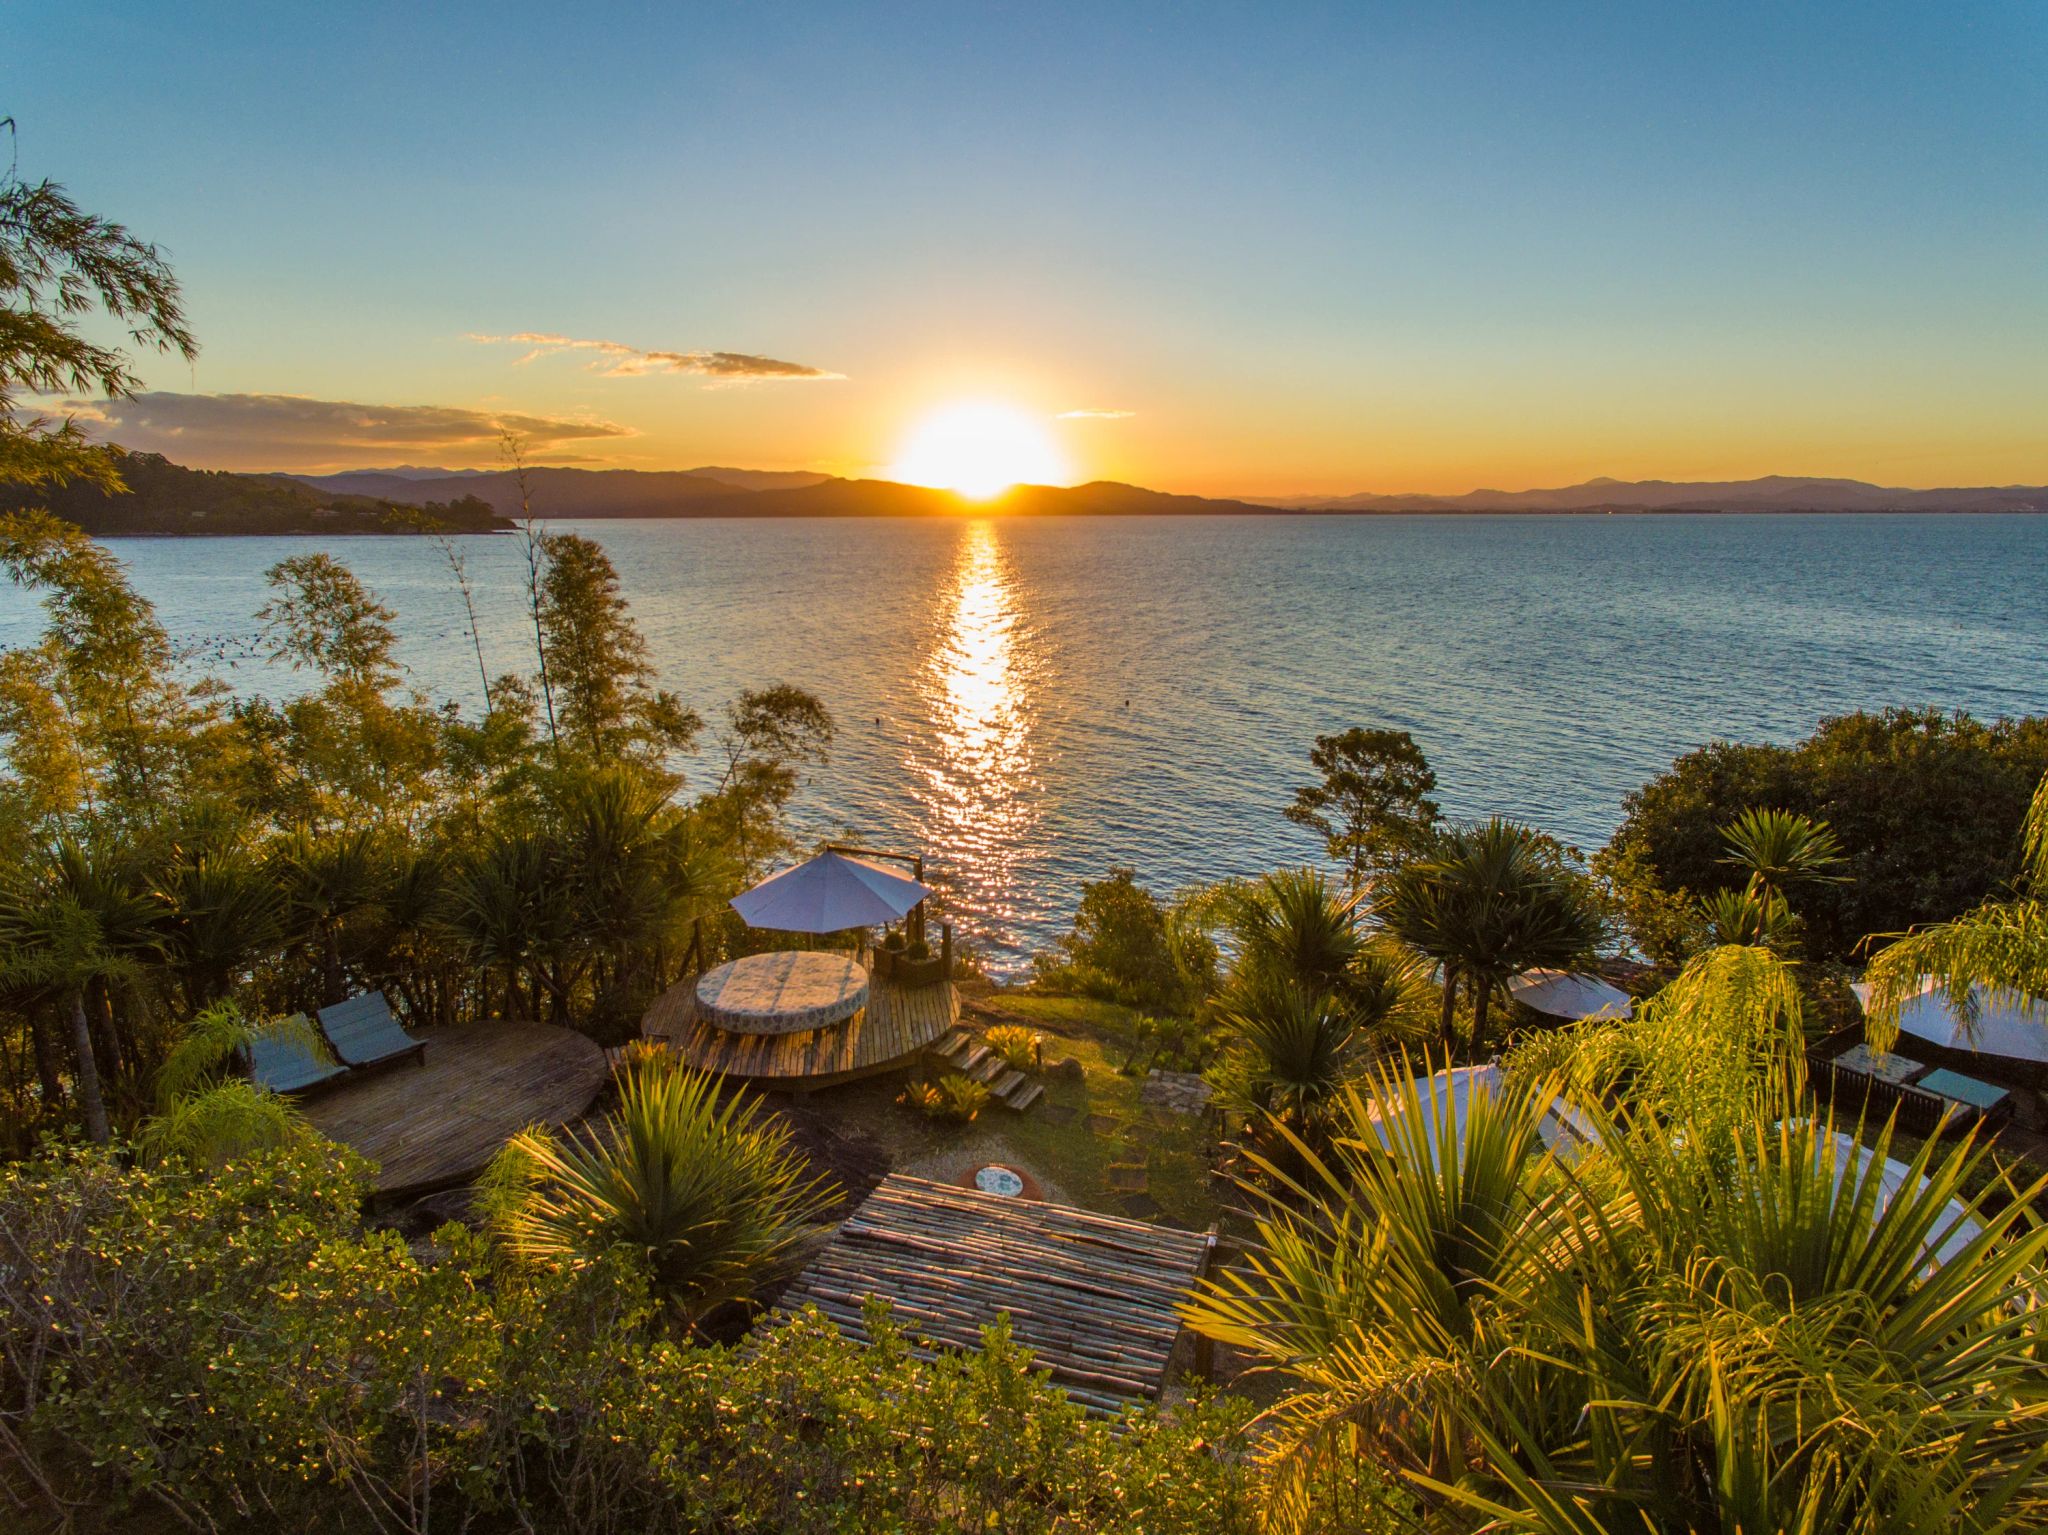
[{"xmin": 87, "ymin": 503, "xmax": 2048, "ymax": 537}]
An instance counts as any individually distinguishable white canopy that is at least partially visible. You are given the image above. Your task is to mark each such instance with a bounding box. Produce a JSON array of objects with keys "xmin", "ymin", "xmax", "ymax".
[
  {"xmin": 1852, "ymin": 980, "xmax": 2048, "ymax": 1066},
  {"xmin": 730, "ymin": 850, "xmax": 931, "ymax": 934},
  {"xmin": 1815, "ymin": 1128, "xmax": 1983, "ymax": 1268},
  {"xmin": 1510, "ymin": 968, "xmax": 1633, "ymax": 1021},
  {"xmin": 1365, "ymin": 1065, "xmax": 1601, "ymax": 1168}
]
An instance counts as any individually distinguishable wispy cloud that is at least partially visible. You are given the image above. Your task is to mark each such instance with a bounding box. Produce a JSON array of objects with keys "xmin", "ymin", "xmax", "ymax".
[
  {"xmin": 64, "ymin": 391, "xmax": 632, "ymax": 469},
  {"xmin": 469, "ymin": 331, "xmax": 843, "ymax": 382},
  {"xmin": 1055, "ymin": 407, "xmax": 1136, "ymax": 420}
]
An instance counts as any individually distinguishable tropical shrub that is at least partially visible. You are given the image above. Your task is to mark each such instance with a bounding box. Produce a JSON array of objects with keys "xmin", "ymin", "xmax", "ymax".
[
  {"xmin": 983, "ymin": 1022, "xmax": 1042, "ymax": 1071},
  {"xmin": 900, "ymin": 1071, "xmax": 991, "ymax": 1123},
  {"xmin": 482, "ymin": 1049, "xmax": 836, "ymax": 1329},
  {"xmin": 1035, "ymin": 866, "xmax": 1192, "ymax": 1010}
]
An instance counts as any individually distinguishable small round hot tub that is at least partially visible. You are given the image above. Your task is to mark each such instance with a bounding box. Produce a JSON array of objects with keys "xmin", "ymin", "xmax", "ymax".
[{"xmin": 962, "ymin": 1162, "xmax": 1041, "ymax": 1200}]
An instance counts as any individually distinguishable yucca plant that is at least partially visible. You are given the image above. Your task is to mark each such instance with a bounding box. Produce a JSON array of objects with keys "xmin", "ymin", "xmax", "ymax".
[
  {"xmin": 482, "ymin": 1049, "xmax": 836, "ymax": 1329},
  {"xmin": 1189, "ymin": 951, "xmax": 2048, "ymax": 1535}
]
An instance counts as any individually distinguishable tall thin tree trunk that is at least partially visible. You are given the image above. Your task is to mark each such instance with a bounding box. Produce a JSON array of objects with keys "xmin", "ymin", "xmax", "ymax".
[
  {"xmin": 68, "ymin": 990, "xmax": 110, "ymax": 1144},
  {"xmin": 1438, "ymin": 966, "xmax": 1459, "ymax": 1048},
  {"xmin": 1470, "ymin": 981, "xmax": 1493, "ymax": 1061},
  {"xmin": 29, "ymin": 1012, "xmax": 65, "ymax": 1107}
]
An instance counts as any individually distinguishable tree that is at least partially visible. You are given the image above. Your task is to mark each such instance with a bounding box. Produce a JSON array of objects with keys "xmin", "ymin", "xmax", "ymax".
[
  {"xmin": 1284, "ymin": 728, "xmax": 1439, "ymax": 895},
  {"xmin": 1038, "ymin": 866, "xmax": 1187, "ymax": 1009},
  {"xmin": 0, "ymin": 838, "xmax": 162, "ymax": 1142},
  {"xmin": 1710, "ymin": 806, "xmax": 1847, "ymax": 949},
  {"xmin": 1377, "ymin": 818, "xmax": 1604, "ymax": 1056},
  {"xmin": 1600, "ymin": 709, "xmax": 2048, "ymax": 964},
  {"xmin": 537, "ymin": 532, "xmax": 702, "ymax": 758},
  {"xmin": 0, "ymin": 509, "xmax": 217, "ymax": 828},
  {"xmin": 0, "ymin": 134, "xmax": 196, "ymax": 491}
]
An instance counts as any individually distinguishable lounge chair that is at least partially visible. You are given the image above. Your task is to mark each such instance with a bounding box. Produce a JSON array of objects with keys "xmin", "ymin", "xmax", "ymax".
[
  {"xmin": 246, "ymin": 1013, "xmax": 348, "ymax": 1095},
  {"xmin": 317, "ymin": 990, "xmax": 427, "ymax": 1069}
]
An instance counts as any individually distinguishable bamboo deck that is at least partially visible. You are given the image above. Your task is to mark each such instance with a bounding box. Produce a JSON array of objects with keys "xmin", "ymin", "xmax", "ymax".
[
  {"xmin": 776, "ymin": 1173, "xmax": 1214, "ymax": 1414},
  {"xmin": 302, "ymin": 1021, "xmax": 607, "ymax": 1197},
  {"xmin": 642, "ymin": 973, "xmax": 960, "ymax": 1087}
]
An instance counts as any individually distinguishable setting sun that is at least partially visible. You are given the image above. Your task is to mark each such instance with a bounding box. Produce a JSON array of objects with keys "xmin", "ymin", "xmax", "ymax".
[{"xmin": 888, "ymin": 402, "xmax": 1070, "ymax": 500}]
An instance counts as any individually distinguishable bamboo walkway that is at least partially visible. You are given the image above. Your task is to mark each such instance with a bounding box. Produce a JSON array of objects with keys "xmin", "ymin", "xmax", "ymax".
[
  {"xmin": 776, "ymin": 1173, "xmax": 1215, "ymax": 1414},
  {"xmin": 302, "ymin": 1021, "xmax": 607, "ymax": 1197},
  {"xmin": 642, "ymin": 973, "xmax": 960, "ymax": 1088}
]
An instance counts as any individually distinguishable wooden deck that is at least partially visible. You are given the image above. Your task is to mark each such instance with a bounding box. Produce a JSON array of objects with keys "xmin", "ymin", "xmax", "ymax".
[
  {"xmin": 302, "ymin": 1021, "xmax": 608, "ymax": 1197},
  {"xmin": 777, "ymin": 1173, "xmax": 1215, "ymax": 1415},
  {"xmin": 643, "ymin": 973, "xmax": 959, "ymax": 1087}
]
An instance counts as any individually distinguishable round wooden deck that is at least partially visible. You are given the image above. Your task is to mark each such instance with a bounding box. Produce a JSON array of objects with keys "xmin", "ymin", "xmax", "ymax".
[
  {"xmin": 643, "ymin": 973, "xmax": 960, "ymax": 1089},
  {"xmin": 301, "ymin": 1021, "xmax": 608, "ymax": 1197}
]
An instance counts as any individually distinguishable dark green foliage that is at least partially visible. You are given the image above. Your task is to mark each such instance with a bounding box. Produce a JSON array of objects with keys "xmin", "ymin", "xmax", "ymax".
[
  {"xmin": 0, "ymin": 151, "xmax": 194, "ymax": 492},
  {"xmin": 1284, "ymin": 726, "xmax": 1440, "ymax": 893},
  {"xmin": 0, "ymin": 1142, "xmax": 1318, "ymax": 1534},
  {"xmin": 1602, "ymin": 709, "xmax": 2048, "ymax": 964}
]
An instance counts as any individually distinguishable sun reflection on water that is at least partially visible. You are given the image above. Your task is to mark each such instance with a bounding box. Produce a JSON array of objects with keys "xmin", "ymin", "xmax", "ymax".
[{"xmin": 911, "ymin": 519, "xmax": 1039, "ymax": 937}]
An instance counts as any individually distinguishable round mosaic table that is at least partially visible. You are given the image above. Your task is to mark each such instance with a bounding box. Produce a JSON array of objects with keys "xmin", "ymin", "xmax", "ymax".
[{"xmin": 694, "ymin": 950, "xmax": 869, "ymax": 1036}]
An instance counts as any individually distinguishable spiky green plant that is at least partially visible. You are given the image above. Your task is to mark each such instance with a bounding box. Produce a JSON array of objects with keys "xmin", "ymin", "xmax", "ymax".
[
  {"xmin": 983, "ymin": 1023, "xmax": 1042, "ymax": 1072},
  {"xmin": 482, "ymin": 1049, "xmax": 835, "ymax": 1329},
  {"xmin": 139, "ymin": 1000, "xmax": 325, "ymax": 1167},
  {"xmin": 1185, "ymin": 951, "xmax": 2048, "ymax": 1535}
]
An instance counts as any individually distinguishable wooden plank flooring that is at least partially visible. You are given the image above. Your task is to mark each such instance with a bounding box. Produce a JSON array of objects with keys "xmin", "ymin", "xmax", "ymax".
[
  {"xmin": 777, "ymin": 1173, "xmax": 1214, "ymax": 1414},
  {"xmin": 644, "ymin": 974, "xmax": 959, "ymax": 1085},
  {"xmin": 302, "ymin": 1022, "xmax": 608, "ymax": 1196}
]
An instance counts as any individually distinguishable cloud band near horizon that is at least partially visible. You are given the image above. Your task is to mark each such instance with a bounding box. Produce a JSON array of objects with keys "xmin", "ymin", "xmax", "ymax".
[
  {"xmin": 61, "ymin": 391, "xmax": 633, "ymax": 469},
  {"xmin": 470, "ymin": 331, "xmax": 842, "ymax": 381}
]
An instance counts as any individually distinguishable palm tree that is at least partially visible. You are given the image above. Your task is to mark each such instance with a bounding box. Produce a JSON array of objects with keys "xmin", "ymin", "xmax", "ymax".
[
  {"xmin": 1865, "ymin": 769, "xmax": 2048, "ymax": 1047},
  {"xmin": 1715, "ymin": 806, "xmax": 1847, "ymax": 945},
  {"xmin": 269, "ymin": 824, "xmax": 385, "ymax": 1006},
  {"xmin": 0, "ymin": 838, "xmax": 163, "ymax": 1142},
  {"xmin": 1212, "ymin": 976, "xmax": 1370, "ymax": 1150},
  {"xmin": 481, "ymin": 1048, "xmax": 836, "ymax": 1329},
  {"xmin": 1376, "ymin": 819, "xmax": 1604, "ymax": 1057}
]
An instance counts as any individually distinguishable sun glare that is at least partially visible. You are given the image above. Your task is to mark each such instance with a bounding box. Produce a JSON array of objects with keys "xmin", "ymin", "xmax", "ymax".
[{"xmin": 889, "ymin": 402, "xmax": 1069, "ymax": 500}]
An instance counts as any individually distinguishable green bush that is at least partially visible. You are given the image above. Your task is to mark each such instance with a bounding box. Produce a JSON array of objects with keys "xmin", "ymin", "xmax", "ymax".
[
  {"xmin": 0, "ymin": 1139, "xmax": 1326, "ymax": 1534},
  {"xmin": 1601, "ymin": 708, "xmax": 2048, "ymax": 964},
  {"xmin": 983, "ymin": 1022, "xmax": 1042, "ymax": 1071}
]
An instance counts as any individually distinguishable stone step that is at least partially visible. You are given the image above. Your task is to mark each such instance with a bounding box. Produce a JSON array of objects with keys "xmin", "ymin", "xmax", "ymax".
[{"xmin": 1004, "ymin": 1080, "xmax": 1045, "ymax": 1113}]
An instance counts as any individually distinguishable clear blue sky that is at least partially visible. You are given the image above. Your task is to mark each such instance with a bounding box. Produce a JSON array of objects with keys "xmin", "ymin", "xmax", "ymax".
[{"xmin": 8, "ymin": 1, "xmax": 2044, "ymax": 491}]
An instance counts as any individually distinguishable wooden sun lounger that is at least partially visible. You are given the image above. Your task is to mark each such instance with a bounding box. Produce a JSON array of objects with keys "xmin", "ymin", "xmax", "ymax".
[
  {"xmin": 246, "ymin": 1013, "xmax": 348, "ymax": 1095},
  {"xmin": 317, "ymin": 990, "xmax": 427, "ymax": 1070}
]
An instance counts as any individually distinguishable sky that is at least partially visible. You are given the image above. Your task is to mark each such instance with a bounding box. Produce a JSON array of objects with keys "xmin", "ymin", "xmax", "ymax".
[{"xmin": 7, "ymin": 1, "xmax": 2046, "ymax": 495}]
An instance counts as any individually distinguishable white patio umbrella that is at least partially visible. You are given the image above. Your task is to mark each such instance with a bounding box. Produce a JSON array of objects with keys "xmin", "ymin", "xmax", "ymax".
[
  {"xmin": 1510, "ymin": 968, "xmax": 1633, "ymax": 1022},
  {"xmin": 1852, "ymin": 980, "xmax": 2048, "ymax": 1066},
  {"xmin": 1365, "ymin": 1064, "xmax": 1602, "ymax": 1168},
  {"xmin": 730, "ymin": 850, "xmax": 931, "ymax": 934}
]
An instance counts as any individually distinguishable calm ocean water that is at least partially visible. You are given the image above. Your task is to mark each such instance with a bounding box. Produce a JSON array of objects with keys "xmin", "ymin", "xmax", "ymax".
[{"xmin": 5, "ymin": 514, "xmax": 2043, "ymax": 974}]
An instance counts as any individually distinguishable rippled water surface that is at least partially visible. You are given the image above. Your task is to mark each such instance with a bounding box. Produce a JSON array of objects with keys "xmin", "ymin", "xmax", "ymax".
[{"xmin": 8, "ymin": 514, "xmax": 2043, "ymax": 973}]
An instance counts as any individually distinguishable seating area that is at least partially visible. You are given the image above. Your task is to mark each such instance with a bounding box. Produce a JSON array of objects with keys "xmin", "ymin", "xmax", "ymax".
[
  {"xmin": 1807, "ymin": 1033, "xmax": 2016, "ymax": 1138},
  {"xmin": 246, "ymin": 990, "xmax": 426, "ymax": 1095}
]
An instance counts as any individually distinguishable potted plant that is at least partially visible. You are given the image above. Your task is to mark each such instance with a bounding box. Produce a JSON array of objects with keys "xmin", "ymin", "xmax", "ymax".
[
  {"xmin": 897, "ymin": 934, "xmax": 944, "ymax": 988},
  {"xmin": 874, "ymin": 927, "xmax": 906, "ymax": 981}
]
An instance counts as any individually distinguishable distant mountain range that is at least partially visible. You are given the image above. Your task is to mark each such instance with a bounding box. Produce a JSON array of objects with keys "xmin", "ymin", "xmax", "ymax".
[
  {"xmin": 9, "ymin": 456, "xmax": 2041, "ymax": 540},
  {"xmin": 1, "ymin": 451, "xmax": 509, "ymax": 537},
  {"xmin": 1250, "ymin": 475, "xmax": 2048, "ymax": 513},
  {"xmin": 290, "ymin": 466, "xmax": 2047, "ymax": 519}
]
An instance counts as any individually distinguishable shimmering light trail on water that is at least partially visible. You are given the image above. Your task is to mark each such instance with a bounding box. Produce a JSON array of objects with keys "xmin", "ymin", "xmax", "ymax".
[
  {"xmin": 6, "ymin": 514, "xmax": 2043, "ymax": 976},
  {"xmin": 911, "ymin": 520, "xmax": 1043, "ymax": 943}
]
